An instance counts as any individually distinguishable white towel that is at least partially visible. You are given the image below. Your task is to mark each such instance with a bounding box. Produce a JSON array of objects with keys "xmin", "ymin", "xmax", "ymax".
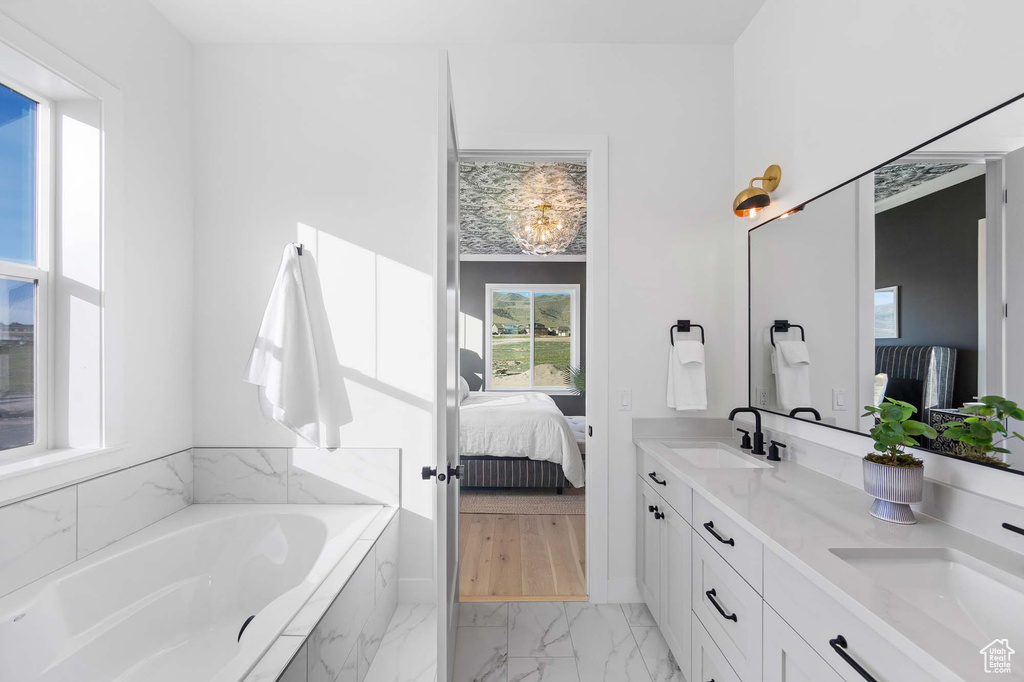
[
  {"xmin": 772, "ymin": 341, "xmax": 811, "ymax": 411},
  {"xmin": 667, "ymin": 339, "xmax": 707, "ymax": 411},
  {"xmin": 243, "ymin": 244, "xmax": 347, "ymax": 448},
  {"xmin": 777, "ymin": 340, "xmax": 810, "ymax": 366}
]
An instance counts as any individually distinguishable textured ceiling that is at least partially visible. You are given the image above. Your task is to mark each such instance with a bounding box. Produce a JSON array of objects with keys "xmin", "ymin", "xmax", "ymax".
[
  {"xmin": 874, "ymin": 163, "xmax": 968, "ymax": 202},
  {"xmin": 460, "ymin": 161, "xmax": 587, "ymax": 256}
]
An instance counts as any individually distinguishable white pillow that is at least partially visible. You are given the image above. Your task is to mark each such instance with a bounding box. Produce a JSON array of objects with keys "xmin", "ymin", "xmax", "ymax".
[{"xmin": 458, "ymin": 376, "xmax": 470, "ymax": 402}]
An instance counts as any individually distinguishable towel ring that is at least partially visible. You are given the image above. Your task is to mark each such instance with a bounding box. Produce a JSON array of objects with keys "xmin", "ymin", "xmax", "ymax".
[
  {"xmin": 770, "ymin": 319, "xmax": 805, "ymax": 347},
  {"xmin": 670, "ymin": 320, "xmax": 705, "ymax": 346}
]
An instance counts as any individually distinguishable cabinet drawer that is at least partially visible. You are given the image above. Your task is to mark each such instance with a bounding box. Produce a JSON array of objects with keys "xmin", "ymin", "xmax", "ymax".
[
  {"xmin": 693, "ymin": 492, "xmax": 763, "ymax": 593},
  {"xmin": 693, "ymin": 531, "xmax": 763, "ymax": 682},
  {"xmin": 763, "ymin": 550, "xmax": 937, "ymax": 682},
  {"xmin": 764, "ymin": 604, "xmax": 843, "ymax": 682},
  {"xmin": 639, "ymin": 450, "xmax": 692, "ymax": 523},
  {"xmin": 692, "ymin": 614, "xmax": 742, "ymax": 682}
]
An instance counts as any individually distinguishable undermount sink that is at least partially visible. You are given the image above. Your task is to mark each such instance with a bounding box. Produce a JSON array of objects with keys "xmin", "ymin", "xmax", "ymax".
[
  {"xmin": 830, "ymin": 547, "xmax": 1024, "ymax": 645},
  {"xmin": 665, "ymin": 442, "xmax": 772, "ymax": 469}
]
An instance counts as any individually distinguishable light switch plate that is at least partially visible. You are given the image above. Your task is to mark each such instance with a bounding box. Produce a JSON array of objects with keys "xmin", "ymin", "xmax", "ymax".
[
  {"xmin": 833, "ymin": 388, "xmax": 847, "ymax": 411},
  {"xmin": 618, "ymin": 389, "xmax": 632, "ymax": 411}
]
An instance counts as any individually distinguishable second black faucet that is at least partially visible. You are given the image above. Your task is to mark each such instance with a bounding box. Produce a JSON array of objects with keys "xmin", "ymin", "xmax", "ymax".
[{"xmin": 728, "ymin": 406, "xmax": 766, "ymax": 455}]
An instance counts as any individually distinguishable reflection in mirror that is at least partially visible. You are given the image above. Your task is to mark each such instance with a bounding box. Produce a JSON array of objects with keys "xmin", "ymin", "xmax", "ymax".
[{"xmin": 749, "ymin": 94, "xmax": 1024, "ymax": 474}]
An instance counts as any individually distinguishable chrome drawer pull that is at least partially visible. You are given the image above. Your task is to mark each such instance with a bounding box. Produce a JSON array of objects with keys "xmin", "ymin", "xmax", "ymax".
[
  {"xmin": 648, "ymin": 471, "xmax": 667, "ymax": 485},
  {"xmin": 702, "ymin": 521, "xmax": 735, "ymax": 546},
  {"xmin": 705, "ymin": 588, "xmax": 738, "ymax": 622},
  {"xmin": 829, "ymin": 635, "xmax": 878, "ymax": 682}
]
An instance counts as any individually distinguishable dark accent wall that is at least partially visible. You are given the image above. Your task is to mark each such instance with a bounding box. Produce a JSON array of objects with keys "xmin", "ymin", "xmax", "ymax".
[
  {"xmin": 875, "ymin": 175, "xmax": 985, "ymax": 407},
  {"xmin": 459, "ymin": 260, "xmax": 586, "ymax": 416}
]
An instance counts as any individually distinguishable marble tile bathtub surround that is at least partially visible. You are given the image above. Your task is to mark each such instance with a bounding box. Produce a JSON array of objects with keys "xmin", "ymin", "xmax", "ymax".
[
  {"xmin": 193, "ymin": 448, "xmax": 288, "ymax": 503},
  {"xmin": 290, "ymin": 448, "xmax": 400, "ymax": 506},
  {"xmin": 76, "ymin": 449, "xmax": 193, "ymax": 558},
  {"xmin": 307, "ymin": 545, "xmax": 377, "ymax": 682},
  {"xmin": 363, "ymin": 604, "xmax": 437, "ymax": 682},
  {"xmin": 191, "ymin": 447, "xmax": 400, "ymax": 507},
  {"xmin": 0, "ymin": 487, "xmax": 77, "ymax": 597}
]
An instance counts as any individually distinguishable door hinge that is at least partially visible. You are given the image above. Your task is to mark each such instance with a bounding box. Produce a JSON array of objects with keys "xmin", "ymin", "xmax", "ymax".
[
  {"xmin": 1006, "ymin": 302, "xmax": 1010, "ymax": 318},
  {"xmin": 588, "ymin": 425, "xmax": 593, "ymax": 437},
  {"xmin": 1005, "ymin": 188, "xmax": 1009, "ymax": 204}
]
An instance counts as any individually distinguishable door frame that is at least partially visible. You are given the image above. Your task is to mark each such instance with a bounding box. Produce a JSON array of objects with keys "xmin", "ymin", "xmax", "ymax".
[{"xmin": 457, "ymin": 135, "xmax": 610, "ymax": 602}]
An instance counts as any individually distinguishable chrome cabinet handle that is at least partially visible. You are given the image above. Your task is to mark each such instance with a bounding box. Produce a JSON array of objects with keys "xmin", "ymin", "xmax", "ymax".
[
  {"xmin": 705, "ymin": 588, "xmax": 738, "ymax": 622},
  {"xmin": 648, "ymin": 471, "xmax": 667, "ymax": 485},
  {"xmin": 702, "ymin": 521, "xmax": 735, "ymax": 546},
  {"xmin": 829, "ymin": 635, "xmax": 878, "ymax": 682}
]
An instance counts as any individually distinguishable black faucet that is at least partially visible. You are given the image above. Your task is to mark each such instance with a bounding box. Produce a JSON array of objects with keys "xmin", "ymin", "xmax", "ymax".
[
  {"xmin": 788, "ymin": 407, "xmax": 822, "ymax": 421},
  {"xmin": 728, "ymin": 406, "xmax": 766, "ymax": 455}
]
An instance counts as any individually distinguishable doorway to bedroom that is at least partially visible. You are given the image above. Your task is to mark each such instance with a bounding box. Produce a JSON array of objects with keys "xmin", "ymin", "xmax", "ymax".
[{"xmin": 457, "ymin": 159, "xmax": 588, "ymax": 601}]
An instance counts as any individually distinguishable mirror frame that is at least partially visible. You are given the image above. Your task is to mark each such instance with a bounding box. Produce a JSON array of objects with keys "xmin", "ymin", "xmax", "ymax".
[{"xmin": 747, "ymin": 91, "xmax": 1024, "ymax": 476}]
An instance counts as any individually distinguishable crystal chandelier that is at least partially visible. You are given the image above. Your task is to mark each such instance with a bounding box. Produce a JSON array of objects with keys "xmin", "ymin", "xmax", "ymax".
[{"xmin": 506, "ymin": 203, "xmax": 582, "ymax": 257}]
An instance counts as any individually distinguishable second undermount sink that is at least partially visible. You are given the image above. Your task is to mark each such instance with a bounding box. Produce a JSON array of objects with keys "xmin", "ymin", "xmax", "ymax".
[
  {"xmin": 665, "ymin": 442, "xmax": 772, "ymax": 469},
  {"xmin": 830, "ymin": 547, "xmax": 1024, "ymax": 645}
]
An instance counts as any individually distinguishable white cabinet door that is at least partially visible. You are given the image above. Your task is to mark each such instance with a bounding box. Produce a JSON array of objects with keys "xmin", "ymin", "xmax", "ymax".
[
  {"xmin": 637, "ymin": 477, "xmax": 662, "ymax": 620},
  {"xmin": 764, "ymin": 605, "xmax": 843, "ymax": 682},
  {"xmin": 659, "ymin": 500, "xmax": 691, "ymax": 674}
]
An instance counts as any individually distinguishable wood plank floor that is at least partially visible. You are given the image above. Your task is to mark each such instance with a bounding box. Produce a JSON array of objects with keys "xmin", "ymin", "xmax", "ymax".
[{"xmin": 459, "ymin": 513, "xmax": 586, "ymax": 602}]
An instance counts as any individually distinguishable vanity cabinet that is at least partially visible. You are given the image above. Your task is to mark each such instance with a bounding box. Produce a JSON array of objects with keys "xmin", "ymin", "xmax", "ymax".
[
  {"xmin": 636, "ymin": 473, "xmax": 692, "ymax": 672},
  {"xmin": 763, "ymin": 605, "xmax": 843, "ymax": 682},
  {"xmin": 636, "ymin": 444, "xmax": 942, "ymax": 682},
  {"xmin": 763, "ymin": 550, "xmax": 935, "ymax": 682},
  {"xmin": 637, "ymin": 477, "xmax": 663, "ymax": 619}
]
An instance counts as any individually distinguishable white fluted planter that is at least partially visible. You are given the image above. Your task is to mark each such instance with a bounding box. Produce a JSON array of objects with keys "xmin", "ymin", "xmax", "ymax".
[{"xmin": 862, "ymin": 459, "xmax": 924, "ymax": 525}]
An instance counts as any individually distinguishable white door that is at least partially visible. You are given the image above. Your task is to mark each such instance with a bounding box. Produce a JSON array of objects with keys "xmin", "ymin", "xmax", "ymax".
[{"xmin": 432, "ymin": 50, "xmax": 461, "ymax": 682}]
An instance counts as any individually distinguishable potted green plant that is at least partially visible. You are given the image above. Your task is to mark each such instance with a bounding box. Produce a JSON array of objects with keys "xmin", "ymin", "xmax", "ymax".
[
  {"xmin": 940, "ymin": 395, "xmax": 1024, "ymax": 469},
  {"xmin": 860, "ymin": 398, "xmax": 937, "ymax": 524},
  {"xmin": 560, "ymin": 362, "xmax": 586, "ymax": 396}
]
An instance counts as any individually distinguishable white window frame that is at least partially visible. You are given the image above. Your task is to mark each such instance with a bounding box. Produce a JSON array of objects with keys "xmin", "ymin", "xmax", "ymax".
[
  {"xmin": 484, "ymin": 283, "xmax": 580, "ymax": 393},
  {"xmin": 0, "ymin": 75, "xmax": 52, "ymax": 460}
]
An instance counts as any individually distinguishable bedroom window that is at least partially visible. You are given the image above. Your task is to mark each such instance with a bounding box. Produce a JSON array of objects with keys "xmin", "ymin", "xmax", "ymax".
[{"xmin": 485, "ymin": 283, "xmax": 579, "ymax": 391}]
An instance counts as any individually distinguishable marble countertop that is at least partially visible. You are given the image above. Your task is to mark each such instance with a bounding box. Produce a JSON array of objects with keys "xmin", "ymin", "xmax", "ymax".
[{"xmin": 634, "ymin": 437, "xmax": 1024, "ymax": 682}]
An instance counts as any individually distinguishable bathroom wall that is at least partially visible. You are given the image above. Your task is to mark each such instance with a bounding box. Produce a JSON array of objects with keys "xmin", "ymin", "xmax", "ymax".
[
  {"xmin": 0, "ymin": 0, "xmax": 195, "ymax": 467},
  {"xmin": 733, "ymin": 0, "xmax": 1024, "ymax": 510},
  {"xmin": 191, "ymin": 45, "xmax": 439, "ymax": 601},
  {"xmin": 450, "ymin": 44, "xmax": 736, "ymax": 600}
]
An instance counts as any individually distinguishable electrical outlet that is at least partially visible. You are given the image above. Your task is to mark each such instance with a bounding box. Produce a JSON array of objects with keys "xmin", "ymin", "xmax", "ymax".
[
  {"xmin": 618, "ymin": 389, "xmax": 632, "ymax": 411},
  {"xmin": 756, "ymin": 386, "xmax": 769, "ymax": 408}
]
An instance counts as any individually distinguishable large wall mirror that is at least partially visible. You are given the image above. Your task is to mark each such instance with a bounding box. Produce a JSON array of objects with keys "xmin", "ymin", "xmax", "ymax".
[{"xmin": 749, "ymin": 94, "xmax": 1024, "ymax": 475}]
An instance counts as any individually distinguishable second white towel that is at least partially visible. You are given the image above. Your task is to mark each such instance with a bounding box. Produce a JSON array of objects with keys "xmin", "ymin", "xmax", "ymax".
[
  {"xmin": 667, "ymin": 339, "xmax": 707, "ymax": 411},
  {"xmin": 772, "ymin": 340, "xmax": 811, "ymax": 411}
]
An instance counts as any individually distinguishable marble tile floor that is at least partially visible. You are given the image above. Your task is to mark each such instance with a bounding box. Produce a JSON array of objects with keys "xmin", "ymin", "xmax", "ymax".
[
  {"xmin": 452, "ymin": 602, "xmax": 684, "ymax": 682},
  {"xmin": 361, "ymin": 601, "xmax": 683, "ymax": 682}
]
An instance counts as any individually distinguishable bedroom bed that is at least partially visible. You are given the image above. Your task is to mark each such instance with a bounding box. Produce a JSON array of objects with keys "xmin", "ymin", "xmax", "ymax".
[{"xmin": 459, "ymin": 391, "xmax": 585, "ymax": 493}]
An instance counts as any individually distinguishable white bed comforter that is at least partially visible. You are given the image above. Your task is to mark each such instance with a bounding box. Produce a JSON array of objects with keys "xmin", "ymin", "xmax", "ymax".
[{"xmin": 460, "ymin": 392, "xmax": 585, "ymax": 488}]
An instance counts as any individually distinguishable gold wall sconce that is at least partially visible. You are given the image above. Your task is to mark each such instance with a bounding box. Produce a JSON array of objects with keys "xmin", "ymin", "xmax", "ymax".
[{"xmin": 733, "ymin": 164, "xmax": 782, "ymax": 218}]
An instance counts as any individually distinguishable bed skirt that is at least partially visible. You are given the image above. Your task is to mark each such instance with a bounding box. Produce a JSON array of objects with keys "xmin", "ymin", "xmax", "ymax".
[{"xmin": 460, "ymin": 455, "xmax": 572, "ymax": 493}]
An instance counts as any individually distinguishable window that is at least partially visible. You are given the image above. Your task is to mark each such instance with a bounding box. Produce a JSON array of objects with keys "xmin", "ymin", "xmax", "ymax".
[
  {"xmin": 0, "ymin": 80, "xmax": 49, "ymax": 454},
  {"xmin": 485, "ymin": 283, "xmax": 579, "ymax": 391}
]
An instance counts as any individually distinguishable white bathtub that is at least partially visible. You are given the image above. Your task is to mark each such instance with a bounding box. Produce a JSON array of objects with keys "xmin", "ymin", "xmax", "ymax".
[{"xmin": 0, "ymin": 504, "xmax": 384, "ymax": 682}]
